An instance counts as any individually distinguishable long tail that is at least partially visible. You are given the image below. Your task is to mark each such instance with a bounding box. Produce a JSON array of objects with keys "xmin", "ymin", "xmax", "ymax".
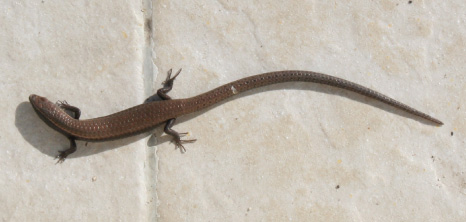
[{"xmin": 181, "ymin": 70, "xmax": 443, "ymax": 125}]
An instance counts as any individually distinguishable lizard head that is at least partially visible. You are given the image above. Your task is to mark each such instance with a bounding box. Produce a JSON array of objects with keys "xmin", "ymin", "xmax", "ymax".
[
  {"xmin": 29, "ymin": 94, "xmax": 71, "ymax": 131},
  {"xmin": 29, "ymin": 94, "xmax": 57, "ymax": 118}
]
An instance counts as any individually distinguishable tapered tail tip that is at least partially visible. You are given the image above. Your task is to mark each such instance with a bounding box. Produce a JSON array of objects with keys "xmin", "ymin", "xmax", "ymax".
[{"xmin": 431, "ymin": 118, "xmax": 443, "ymax": 126}]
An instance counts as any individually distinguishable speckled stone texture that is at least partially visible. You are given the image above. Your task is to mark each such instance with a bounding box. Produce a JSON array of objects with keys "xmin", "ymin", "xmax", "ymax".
[{"xmin": 1, "ymin": 0, "xmax": 464, "ymax": 221}]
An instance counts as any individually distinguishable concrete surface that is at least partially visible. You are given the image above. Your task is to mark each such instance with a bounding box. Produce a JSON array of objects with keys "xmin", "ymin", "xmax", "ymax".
[{"xmin": 1, "ymin": 0, "xmax": 465, "ymax": 221}]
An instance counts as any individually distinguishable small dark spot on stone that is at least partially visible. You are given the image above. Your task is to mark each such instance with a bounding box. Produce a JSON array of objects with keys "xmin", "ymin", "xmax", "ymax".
[
  {"xmin": 144, "ymin": 18, "xmax": 152, "ymax": 33},
  {"xmin": 335, "ymin": 185, "xmax": 340, "ymax": 189},
  {"xmin": 451, "ymin": 132, "xmax": 453, "ymax": 136},
  {"xmin": 408, "ymin": 1, "xmax": 412, "ymax": 4}
]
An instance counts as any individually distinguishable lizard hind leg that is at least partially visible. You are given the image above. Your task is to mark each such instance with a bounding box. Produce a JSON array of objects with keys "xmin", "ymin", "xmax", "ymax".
[
  {"xmin": 163, "ymin": 119, "xmax": 196, "ymax": 153},
  {"xmin": 144, "ymin": 68, "xmax": 183, "ymax": 103}
]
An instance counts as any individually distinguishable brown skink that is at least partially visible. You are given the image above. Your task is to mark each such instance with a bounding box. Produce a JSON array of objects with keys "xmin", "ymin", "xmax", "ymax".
[{"xmin": 29, "ymin": 70, "xmax": 443, "ymax": 163}]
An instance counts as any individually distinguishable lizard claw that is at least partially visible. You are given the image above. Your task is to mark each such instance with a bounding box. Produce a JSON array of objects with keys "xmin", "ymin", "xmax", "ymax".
[
  {"xmin": 55, "ymin": 151, "xmax": 68, "ymax": 164},
  {"xmin": 56, "ymin": 100, "xmax": 69, "ymax": 107},
  {"xmin": 173, "ymin": 138, "xmax": 196, "ymax": 153},
  {"xmin": 162, "ymin": 68, "xmax": 182, "ymax": 86}
]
